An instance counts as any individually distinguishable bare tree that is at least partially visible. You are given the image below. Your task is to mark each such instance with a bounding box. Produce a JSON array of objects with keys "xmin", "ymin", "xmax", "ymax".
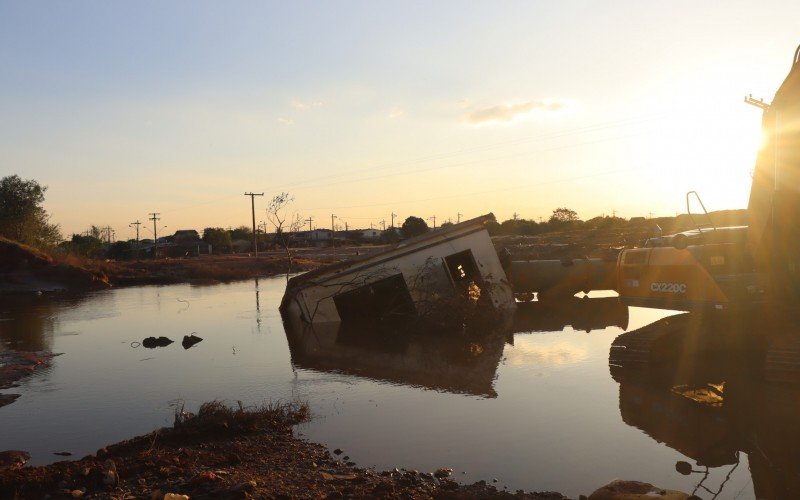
[{"xmin": 266, "ymin": 192, "xmax": 303, "ymax": 274}]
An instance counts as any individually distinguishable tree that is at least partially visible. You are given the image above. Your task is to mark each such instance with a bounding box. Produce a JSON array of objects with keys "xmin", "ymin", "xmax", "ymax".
[
  {"xmin": 67, "ymin": 234, "xmax": 104, "ymax": 257},
  {"xmin": 549, "ymin": 207, "xmax": 580, "ymax": 224},
  {"xmin": 401, "ymin": 216, "xmax": 429, "ymax": 238},
  {"xmin": 230, "ymin": 225, "xmax": 252, "ymax": 242},
  {"xmin": 265, "ymin": 192, "xmax": 303, "ymax": 273},
  {"xmin": 202, "ymin": 228, "xmax": 232, "ymax": 254},
  {"xmin": 0, "ymin": 175, "xmax": 62, "ymax": 246}
]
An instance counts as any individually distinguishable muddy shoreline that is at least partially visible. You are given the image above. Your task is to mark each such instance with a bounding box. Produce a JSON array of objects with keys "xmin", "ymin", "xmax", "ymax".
[
  {"xmin": 0, "ymin": 348, "xmax": 60, "ymax": 409},
  {"xmin": 0, "ymin": 402, "xmax": 568, "ymax": 499}
]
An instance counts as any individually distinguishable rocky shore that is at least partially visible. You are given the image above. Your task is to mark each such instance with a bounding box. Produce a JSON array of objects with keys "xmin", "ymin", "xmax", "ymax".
[{"xmin": 0, "ymin": 401, "xmax": 569, "ymax": 499}]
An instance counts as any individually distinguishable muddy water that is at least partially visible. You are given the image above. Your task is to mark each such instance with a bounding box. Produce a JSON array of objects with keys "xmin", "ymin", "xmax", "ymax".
[{"xmin": 0, "ymin": 278, "xmax": 787, "ymax": 498}]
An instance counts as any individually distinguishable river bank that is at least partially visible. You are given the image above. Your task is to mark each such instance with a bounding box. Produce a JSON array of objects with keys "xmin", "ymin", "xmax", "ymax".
[{"xmin": 0, "ymin": 401, "xmax": 569, "ymax": 499}]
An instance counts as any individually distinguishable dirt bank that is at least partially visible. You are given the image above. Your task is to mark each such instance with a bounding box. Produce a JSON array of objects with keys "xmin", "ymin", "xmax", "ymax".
[
  {"xmin": 0, "ymin": 237, "xmax": 109, "ymax": 293},
  {"xmin": 0, "ymin": 401, "xmax": 566, "ymax": 499},
  {"xmin": 94, "ymin": 254, "xmax": 326, "ymax": 287}
]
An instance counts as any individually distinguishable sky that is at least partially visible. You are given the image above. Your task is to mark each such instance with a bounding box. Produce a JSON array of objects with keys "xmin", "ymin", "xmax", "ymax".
[{"xmin": 1, "ymin": 1, "xmax": 800, "ymax": 239}]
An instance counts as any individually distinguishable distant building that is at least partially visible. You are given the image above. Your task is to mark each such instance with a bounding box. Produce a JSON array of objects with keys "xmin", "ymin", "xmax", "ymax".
[
  {"xmin": 360, "ymin": 229, "xmax": 382, "ymax": 241},
  {"xmin": 303, "ymin": 229, "xmax": 333, "ymax": 241}
]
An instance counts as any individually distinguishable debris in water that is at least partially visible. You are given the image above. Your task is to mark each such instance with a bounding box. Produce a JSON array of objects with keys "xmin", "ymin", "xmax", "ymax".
[
  {"xmin": 280, "ymin": 214, "xmax": 515, "ymax": 326},
  {"xmin": 142, "ymin": 337, "xmax": 173, "ymax": 349},
  {"xmin": 182, "ymin": 334, "xmax": 203, "ymax": 349}
]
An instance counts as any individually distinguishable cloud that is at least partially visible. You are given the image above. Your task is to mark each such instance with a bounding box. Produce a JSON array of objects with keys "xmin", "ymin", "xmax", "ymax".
[
  {"xmin": 291, "ymin": 99, "xmax": 324, "ymax": 110},
  {"xmin": 277, "ymin": 117, "xmax": 294, "ymax": 126},
  {"xmin": 503, "ymin": 339, "xmax": 588, "ymax": 367},
  {"xmin": 464, "ymin": 100, "xmax": 567, "ymax": 125},
  {"xmin": 388, "ymin": 107, "xmax": 404, "ymax": 119}
]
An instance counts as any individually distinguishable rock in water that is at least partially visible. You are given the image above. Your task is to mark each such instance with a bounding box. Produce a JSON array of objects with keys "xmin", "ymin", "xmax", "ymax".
[
  {"xmin": 588, "ymin": 480, "xmax": 691, "ymax": 500},
  {"xmin": 142, "ymin": 336, "xmax": 173, "ymax": 348},
  {"xmin": 182, "ymin": 334, "xmax": 203, "ymax": 349}
]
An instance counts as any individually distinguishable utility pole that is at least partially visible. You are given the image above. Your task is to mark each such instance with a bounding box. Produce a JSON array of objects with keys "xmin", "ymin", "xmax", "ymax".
[
  {"xmin": 244, "ymin": 192, "xmax": 264, "ymax": 256},
  {"xmin": 457, "ymin": 212, "xmax": 462, "ymax": 223},
  {"xmin": 130, "ymin": 220, "xmax": 142, "ymax": 259},
  {"xmin": 149, "ymin": 213, "xmax": 160, "ymax": 258},
  {"xmin": 429, "ymin": 215, "xmax": 436, "ymax": 230},
  {"xmin": 513, "ymin": 212, "xmax": 519, "ymax": 221},
  {"xmin": 391, "ymin": 212, "xmax": 397, "ymax": 229},
  {"xmin": 345, "ymin": 221, "xmax": 348, "ymax": 232},
  {"xmin": 331, "ymin": 214, "xmax": 337, "ymax": 257},
  {"xmin": 305, "ymin": 216, "xmax": 314, "ymax": 232}
]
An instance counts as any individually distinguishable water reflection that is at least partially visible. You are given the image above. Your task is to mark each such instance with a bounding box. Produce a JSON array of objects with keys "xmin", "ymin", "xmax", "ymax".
[
  {"xmin": 282, "ymin": 313, "xmax": 507, "ymax": 397},
  {"xmin": 611, "ymin": 315, "xmax": 800, "ymax": 499},
  {"xmin": 282, "ymin": 296, "xmax": 629, "ymax": 398},
  {"xmin": 0, "ymin": 294, "xmax": 89, "ymax": 351},
  {"xmin": 511, "ymin": 296, "xmax": 628, "ymax": 334}
]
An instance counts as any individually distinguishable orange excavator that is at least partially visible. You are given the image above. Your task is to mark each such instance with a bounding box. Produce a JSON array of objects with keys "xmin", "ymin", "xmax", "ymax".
[
  {"xmin": 617, "ymin": 44, "xmax": 800, "ymax": 313},
  {"xmin": 611, "ymin": 44, "xmax": 800, "ymax": 384}
]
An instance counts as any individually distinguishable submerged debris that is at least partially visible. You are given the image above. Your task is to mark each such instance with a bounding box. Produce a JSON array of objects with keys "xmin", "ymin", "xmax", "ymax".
[
  {"xmin": 141, "ymin": 337, "xmax": 173, "ymax": 349},
  {"xmin": 181, "ymin": 334, "xmax": 203, "ymax": 349}
]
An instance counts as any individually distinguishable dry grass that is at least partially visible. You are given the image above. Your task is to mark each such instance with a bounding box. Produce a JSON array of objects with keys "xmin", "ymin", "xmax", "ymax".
[{"xmin": 173, "ymin": 400, "xmax": 310, "ymax": 436}]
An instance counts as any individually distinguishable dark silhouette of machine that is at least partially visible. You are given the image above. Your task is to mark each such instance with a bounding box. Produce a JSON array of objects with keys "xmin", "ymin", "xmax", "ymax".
[
  {"xmin": 611, "ymin": 44, "xmax": 800, "ymax": 384},
  {"xmin": 610, "ymin": 314, "xmax": 800, "ymax": 499}
]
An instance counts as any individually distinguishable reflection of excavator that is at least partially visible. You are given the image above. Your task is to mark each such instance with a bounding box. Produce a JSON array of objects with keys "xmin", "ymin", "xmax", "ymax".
[
  {"xmin": 612, "ymin": 45, "xmax": 800, "ymax": 384},
  {"xmin": 610, "ymin": 314, "xmax": 800, "ymax": 499},
  {"xmin": 617, "ymin": 44, "xmax": 800, "ymax": 313}
]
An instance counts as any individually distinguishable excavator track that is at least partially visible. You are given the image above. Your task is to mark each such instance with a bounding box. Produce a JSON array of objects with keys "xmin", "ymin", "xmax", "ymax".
[
  {"xmin": 765, "ymin": 336, "xmax": 800, "ymax": 385},
  {"xmin": 609, "ymin": 313, "xmax": 691, "ymax": 382}
]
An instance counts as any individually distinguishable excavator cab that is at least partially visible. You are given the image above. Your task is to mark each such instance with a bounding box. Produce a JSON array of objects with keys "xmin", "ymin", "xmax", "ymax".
[{"xmin": 618, "ymin": 44, "xmax": 800, "ymax": 312}]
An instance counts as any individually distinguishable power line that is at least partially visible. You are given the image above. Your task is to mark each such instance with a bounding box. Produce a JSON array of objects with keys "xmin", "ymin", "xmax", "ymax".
[
  {"xmin": 299, "ymin": 166, "xmax": 637, "ymax": 211},
  {"xmin": 272, "ymin": 114, "xmax": 663, "ymax": 192},
  {"xmin": 286, "ymin": 131, "xmax": 642, "ymax": 195}
]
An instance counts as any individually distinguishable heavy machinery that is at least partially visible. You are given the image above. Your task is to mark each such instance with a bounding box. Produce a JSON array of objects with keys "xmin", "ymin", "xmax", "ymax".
[
  {"xmin": 612, "ymin": 44, "xmax": 800, "ymax": 385},
  {"xmin": 617, "ymin": 44, "xmax": 800, "ymax": 313}
]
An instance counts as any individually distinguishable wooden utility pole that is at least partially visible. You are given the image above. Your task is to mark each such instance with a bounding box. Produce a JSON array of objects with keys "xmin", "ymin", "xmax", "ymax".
[
  {"xmin": 129, "ymin": 220, "xmax": 142, "ymax": 259},
  {"xmin": 244, "ymin": 192, "xmax": 264, "ymax": 256},
  {"xmin": 149, "ymin": 213, "xmax": 160, "ymax": 258},
  {"xmin": 391, "ymin": 212, "xmax": 397, "ymax": 229},
  {"xmin": 381, "ymin": 219, "xmax": 386, "ymax": 230},
  {"xmin": 457, "ymin": 212, "xmax": 462, "ymax": 223},
  {"xmin": 331, "ymin": 214, "xmax": 337, "ymax": 257},
  {"xmin": 429, "ymin": 215, "xmax": 436, "ymax": 230},
  {"xmin": 305, "ymin": 217, "xmax": 314, "ymax": 232}
]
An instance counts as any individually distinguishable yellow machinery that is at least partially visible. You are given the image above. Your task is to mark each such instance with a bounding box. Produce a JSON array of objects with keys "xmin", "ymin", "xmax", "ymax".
[
  {"xmin": 611, "ymin": 45, "xmax": 800, "ymax": 385},
  {"xmin": 618, "ymin": 44, "xmax": 800, "ymax": 313}
]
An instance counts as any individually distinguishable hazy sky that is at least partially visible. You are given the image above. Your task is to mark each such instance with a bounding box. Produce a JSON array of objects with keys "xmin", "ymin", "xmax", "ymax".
[{"xmin": 2, "ymin": 1, "xmax": 799, "ymax": 238}]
